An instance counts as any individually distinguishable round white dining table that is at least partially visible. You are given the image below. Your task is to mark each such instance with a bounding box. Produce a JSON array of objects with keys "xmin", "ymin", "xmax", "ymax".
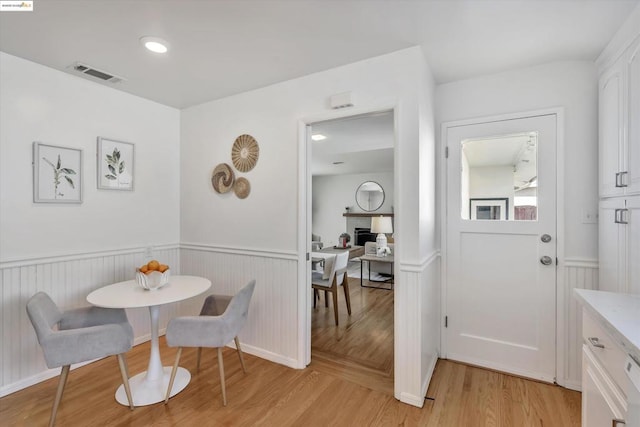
[{"xmin": 87, "ymin": 275, "xmax": 211, "ymax": 406}]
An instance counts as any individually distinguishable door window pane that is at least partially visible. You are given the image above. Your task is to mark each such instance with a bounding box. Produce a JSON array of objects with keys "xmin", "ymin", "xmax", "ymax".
[{"xmin": 461, "ymin": 132, "xmax": 538, "ymax": 221}]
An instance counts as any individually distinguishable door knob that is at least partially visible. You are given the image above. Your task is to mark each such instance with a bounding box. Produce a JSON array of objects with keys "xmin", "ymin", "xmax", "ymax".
[
  {"xmin": 540, "ymin": 234, "xmax": 552, "ymax": 243},
  {"xmin": 540, "ymin": 256, "xmax": 553, "ymax": 265}
]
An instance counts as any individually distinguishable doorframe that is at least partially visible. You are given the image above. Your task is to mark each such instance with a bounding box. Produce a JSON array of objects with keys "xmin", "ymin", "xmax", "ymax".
[
  {"xmin": 439, "ymin": 107, "xmax": 567, "ymax": 386},
  {"xmin": 297, "ymin": 102, "xmax": 397, "ymax": 368}
]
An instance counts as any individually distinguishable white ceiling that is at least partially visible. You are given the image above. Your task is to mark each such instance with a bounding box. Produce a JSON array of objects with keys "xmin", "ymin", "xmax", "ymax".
[
  {"xmin": 311, "ymin": 111, "xmax": 394, "ymax": 176},
  {"xmin": 1, "ymin": 0, "xmax": 637, "ymax": 109}
]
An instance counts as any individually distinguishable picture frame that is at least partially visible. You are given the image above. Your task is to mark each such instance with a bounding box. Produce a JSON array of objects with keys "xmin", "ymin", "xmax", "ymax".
[
  {"xmin": 33, "ymin": 142, "xmax": 83, "ymax": 204},
  {"xmin": 97, "ymin": 137, "xmax": 134, "ymax": 190},
  {"xmin": 470, "ymin": 198, "xmax": 509, "ymax": 220}
]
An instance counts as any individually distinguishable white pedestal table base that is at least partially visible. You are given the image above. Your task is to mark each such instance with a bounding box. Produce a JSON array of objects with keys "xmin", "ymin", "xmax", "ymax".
[{"xmin": 115, "ymin": 367, "xmax": 191, "ymax": 406}]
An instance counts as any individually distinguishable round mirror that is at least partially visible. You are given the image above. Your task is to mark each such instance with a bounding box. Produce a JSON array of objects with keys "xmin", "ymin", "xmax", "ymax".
[{"xmin": 355, "ymin": 181, "xmax": 385, "ymax": 212}]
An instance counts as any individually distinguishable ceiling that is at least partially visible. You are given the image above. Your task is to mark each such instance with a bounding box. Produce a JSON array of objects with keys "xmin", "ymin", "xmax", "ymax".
[
  {"xmin": 462, "ymin": 133, "xmax": 537, "ymax": 191},
  {"xmin": 311, "ymin": 111, "xmax": 394, "ymax": 176},
  {"xmin": 1, "ymin": 0, "xmax": 637, "ymax": 109}
]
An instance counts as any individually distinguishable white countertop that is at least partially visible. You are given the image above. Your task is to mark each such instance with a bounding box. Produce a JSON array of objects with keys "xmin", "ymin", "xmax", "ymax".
[{"xmin": 574, "ymin": 289, "xmax": 640, "ymax": 360}]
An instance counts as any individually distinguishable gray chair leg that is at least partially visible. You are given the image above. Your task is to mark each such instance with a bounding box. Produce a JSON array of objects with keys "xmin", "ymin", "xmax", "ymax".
[
  {"xmin": 49, "ymin": 365, "xmax": 70, "ymax": 427},
  {"xmin": 116, "ymin": 354, "xmax": 135, "ymax": 410},
  {"xmin": 196, "ymin": 347, "xmax": 202, "ymax": 372},
  {"xmin": 234, "ymin": 337, "xmax": 247, "ymax": 373},
  {"xmin": 165, "ymin": 347, "xmax": 182, "ymax": 404},
  {"xmin": 217, "ymin": 347, "xmax": 227, "ymax": 406}
]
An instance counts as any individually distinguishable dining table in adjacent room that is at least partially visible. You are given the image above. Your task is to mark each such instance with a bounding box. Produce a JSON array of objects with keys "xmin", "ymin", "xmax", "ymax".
[{"xmin": 86, "ymin": 275, "xmax": 211, "ymax": 406}]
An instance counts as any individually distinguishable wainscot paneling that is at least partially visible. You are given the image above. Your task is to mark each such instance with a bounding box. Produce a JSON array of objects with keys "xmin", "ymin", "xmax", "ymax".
[
  {"xmin": 395, "ymin": 251, "xmax": 440, "ymax": 407},
  {"xmin": 180, "ymin": 245, "xmax": 299, "ymax": 368},
  {"xmin": 562, "ymin": 258, "xmax": 599, "ymax": 391},
  {"xmin": 0, "ymin": 245, "xmax": 180, "ymax": 397}
]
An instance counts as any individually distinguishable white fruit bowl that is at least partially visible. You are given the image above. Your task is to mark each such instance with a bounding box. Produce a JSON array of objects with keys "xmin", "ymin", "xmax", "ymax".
[{"xmin": 135, "ymin": 269, "xmax": 170, "ymax": 290}]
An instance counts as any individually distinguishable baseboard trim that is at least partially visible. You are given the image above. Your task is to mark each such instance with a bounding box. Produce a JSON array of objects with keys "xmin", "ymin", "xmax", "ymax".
[
  {"xmin": 421, "ymin": 354, "xmax": 438, "ymax": 399},
  {"xmin": 399, "ymin": 391, "xmax": 425, "ymax": 408}
]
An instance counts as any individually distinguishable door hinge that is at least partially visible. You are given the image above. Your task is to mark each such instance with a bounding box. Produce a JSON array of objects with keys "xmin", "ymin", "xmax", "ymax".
[
  {"xmin": 556, "ymin": 257, "xmax": 558, "ymax": 266},
  {"xmin": 306, "ymin": 252, "xmax": 310, "ymax": 261},
  {"xmin": 445, "ymin": 147, "xmax": 449, "ymax": 158},
  {"xmin": 445, "ymin": 316, "xmax": 448, "ymax": 328}
]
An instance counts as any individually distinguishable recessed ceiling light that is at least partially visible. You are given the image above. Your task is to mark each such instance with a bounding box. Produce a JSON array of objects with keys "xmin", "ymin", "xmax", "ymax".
[
  {"xmin": 311, "ymin": 134, "xmax": 327, "ymax": 141},
  {"xmin": 140, "ymin": 36, "xmax": 169, "ymax": 54}
]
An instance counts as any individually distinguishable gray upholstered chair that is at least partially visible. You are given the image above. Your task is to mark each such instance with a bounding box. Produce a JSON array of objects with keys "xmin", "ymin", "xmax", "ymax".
[
  {"xmin": 164, "ymin": 279, "xmax": 256, "ymax": 406},
  {"xmin": 312, "ymin": 251, "xmax": 351, "ymax": 326},
  {"xmin": 26, "ymin": 292, "xmax": 134, "ymax": 427}
]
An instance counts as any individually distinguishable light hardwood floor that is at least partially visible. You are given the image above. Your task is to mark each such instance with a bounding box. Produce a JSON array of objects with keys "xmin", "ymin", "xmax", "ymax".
[{"xmin": 1, "ymin": 279, "xmax": 581, "ymax": 426}]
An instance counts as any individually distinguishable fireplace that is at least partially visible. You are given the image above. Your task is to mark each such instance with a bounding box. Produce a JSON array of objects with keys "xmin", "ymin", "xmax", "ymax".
[{"xmin": 354, "ymin": 227, "xmax": 376, "ymax": 246}]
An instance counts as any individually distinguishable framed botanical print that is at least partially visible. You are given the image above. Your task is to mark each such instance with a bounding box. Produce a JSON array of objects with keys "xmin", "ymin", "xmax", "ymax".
[
  {"xmin": 33, "ymin": 142, "xmax": 82, "ymax": 203},
  {"xmin": 97, "ymin": 137, "xmax": 134, "ymax": 190}
]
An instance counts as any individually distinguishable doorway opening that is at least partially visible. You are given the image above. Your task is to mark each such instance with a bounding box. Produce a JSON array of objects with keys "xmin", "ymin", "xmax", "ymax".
[{"xmin": 308, "ymin": 110, "xmax": 395, "ymax": 394}]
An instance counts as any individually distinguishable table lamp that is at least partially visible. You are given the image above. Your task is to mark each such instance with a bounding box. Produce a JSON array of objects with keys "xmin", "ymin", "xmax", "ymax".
[{"xmin": 371, "ymin": 216, "xmax": 393, "ymax": 256}]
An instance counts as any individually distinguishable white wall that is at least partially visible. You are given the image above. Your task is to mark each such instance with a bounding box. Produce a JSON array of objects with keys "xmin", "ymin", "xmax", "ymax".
[
  {"xmin": 469, "ymin": 166, "xmax": 516, "ymax": 219},
  {"xmin": 436, "ymin": 60, "xmax": 599, "ymax": 391},
  {"xmin": 0, "ymin": 52, "xmax": 181, "ymax": 262},
  {"xmin": 180, "ymin": 46, "xmax": 438, "ymax": 406},
  {"xmin": 436, "ymin": 60, "xmax": 599, "ymax": 259},
  {"xmin": 0, "ymin": 52, "xmax": 181, "ymax": 394},
  {"xmin": 312, "ymin": 172, "xmax": 394, "ymax": 247}
]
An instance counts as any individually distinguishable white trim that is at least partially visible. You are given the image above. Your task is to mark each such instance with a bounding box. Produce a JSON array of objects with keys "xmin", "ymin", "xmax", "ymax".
[
  {"xmin": 595, "ymin": 5, "xmax": 640, "ymax": 72},
  {"xmin": 180, "ymin": 242, "xmax": 298, "ymax": 260},
  {"xmin": 399, "ymin": 250, "xmax": 440, "ymax": 272},
  {"xmin": 0, "ymin": 243, "xmax": 180, "ymax": 269},
  {"xmin": 421, "ymin": 352, "xmax": 439, "ymax": 398},
  {"xmin": 564, "ymin": 258, "xmax": 599, "ymax": 269},
  {"xmin": 399, "ymin": 391, "xmax": 425, "ymax": 408},
  {"xmin": 440, "ymin": 108, "xmax": 566, "ymax": 386}
]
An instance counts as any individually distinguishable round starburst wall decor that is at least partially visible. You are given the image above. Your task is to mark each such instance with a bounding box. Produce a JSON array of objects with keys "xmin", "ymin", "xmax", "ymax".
[{"xmin": 231, "ymin": 134, "xmax": 259, "ymax": 173}]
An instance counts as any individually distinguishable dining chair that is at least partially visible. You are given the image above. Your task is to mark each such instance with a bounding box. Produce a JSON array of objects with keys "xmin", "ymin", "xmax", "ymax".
[
  {"xmin": 312, "ymin": 250, "xmax": 351, "ymax": 326},
  {"xmin": 164, "ymin": 279, "xmax": 256, "ymax": 406},
  {"xmin": 26, "ymin": 292, "xmax": 135, "ymax": 427}
]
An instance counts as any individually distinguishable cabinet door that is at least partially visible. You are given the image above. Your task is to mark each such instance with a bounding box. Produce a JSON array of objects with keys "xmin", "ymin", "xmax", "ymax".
[
  {"xmin": 599, "ymin": 199, "xmax": 627, "ymax": 293},
  {"xmin": 627, "ymin": 196, "xmax": 640, "ymax": 294},
  {"xmin": 626, "ymin": 36, "xmax": 640, "ymax": 195},
  {"xmin": 582, "ymin": 346, "xmax": 626, "ymax": 427},
  {"xmin": 600, "ymin": 59, "xmax": 626, "ymax": 198}
]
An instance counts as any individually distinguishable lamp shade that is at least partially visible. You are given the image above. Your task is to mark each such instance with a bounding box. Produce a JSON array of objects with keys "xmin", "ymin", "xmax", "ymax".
[{"xmin": 371, "ymin": 216, "xmax": 393, "ymax": 234}]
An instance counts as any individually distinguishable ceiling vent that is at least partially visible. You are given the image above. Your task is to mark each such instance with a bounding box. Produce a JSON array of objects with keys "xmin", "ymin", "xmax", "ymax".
[{"xmin": 68, "ymin": 62, "xmax": 125, "ymax": 84}]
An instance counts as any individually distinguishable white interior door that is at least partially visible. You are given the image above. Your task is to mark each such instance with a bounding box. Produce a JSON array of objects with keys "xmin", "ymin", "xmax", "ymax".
[{"xmin": 445, "ymin": 113, "xmax": 557, "ymax": 382}]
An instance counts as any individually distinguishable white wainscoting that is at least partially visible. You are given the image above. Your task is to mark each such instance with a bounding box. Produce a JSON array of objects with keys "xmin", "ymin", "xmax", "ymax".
[
  {"xmin": 395, "ymin": 251, "xmax": 440, "ymax": 407},
  {"xmin": 562, "ymin": 258, "xmax": 599, "ymax": 391},
  {"xmin": 180, "ymin": 244, "xmax": 300, "ymax": 369},
  {"xmin": 0, "ymin": 245, "xmax": 180, "ymax": 397}
]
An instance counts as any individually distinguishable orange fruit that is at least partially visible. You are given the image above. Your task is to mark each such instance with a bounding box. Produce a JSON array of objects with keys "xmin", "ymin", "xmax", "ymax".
[
  {"xmin": 147, "ymin": 260, "xmax": 160, "ymax": 271},
  {"xmin": 140, "ymin": 265, "xmax": 149, "ymax": 273},
  {"xmin": 158, "ymin": 264, "xmax": 169, "ymax": 273}
]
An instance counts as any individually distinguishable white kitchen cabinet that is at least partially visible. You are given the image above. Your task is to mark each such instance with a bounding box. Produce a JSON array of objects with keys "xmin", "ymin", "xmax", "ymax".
[
  {"xmin": 600, "ymin": 35, "xmax": 640, "ymax": 198},
  {"xmin": 582, "ymin": 346, "xmax": 626, "ymax": 427},
  {"xmin": 599, "ymin": 196, "xmax": 640, "ymax": 294},
  {"xmin": 581, "ymin": 307, "xmax": 630, "ymax": 427}
]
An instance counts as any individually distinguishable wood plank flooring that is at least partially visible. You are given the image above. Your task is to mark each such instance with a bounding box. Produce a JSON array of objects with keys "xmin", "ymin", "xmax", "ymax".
[{"xmin": 1, "ymin": 278, "xmax": 581, "ymax": 426}]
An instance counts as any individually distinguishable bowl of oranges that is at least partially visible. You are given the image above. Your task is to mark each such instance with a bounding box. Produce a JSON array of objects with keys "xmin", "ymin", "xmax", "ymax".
[{"xmin": 136, "ymin": 260, "xmax": 170, "ymax": 290}]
